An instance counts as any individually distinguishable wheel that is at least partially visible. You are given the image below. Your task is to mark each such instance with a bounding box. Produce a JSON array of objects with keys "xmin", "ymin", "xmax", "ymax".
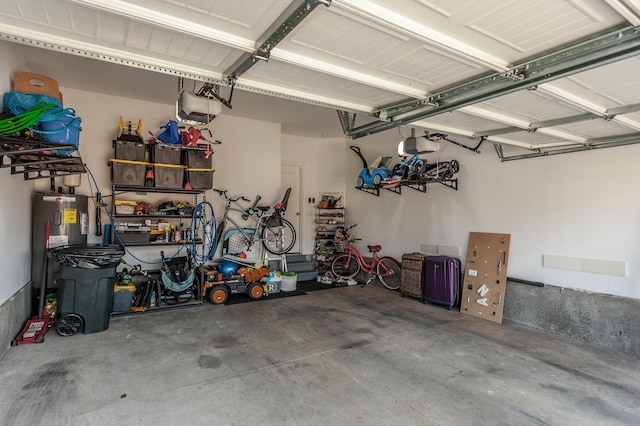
[
  {"xmin": 263, "ymin": 218, "xmax": 296, "ymax": 254},
  {"xmin": 207, "ymin": 285, "xmax": 229, "ymax": 305},
  {"xmin": 377, "ymin": 257, "xmax": 401, "ymax": 290},
  {"xmin": 373, "ymin": 173, "xmax": 383, "ymax": 185},
  {"xmin": 331, "ymin": 254, "xmax": 360, "ymax": 279},
  {"xmin": 247, "ymin": 282, "xmax": 264, "ymax": 300},
  {"xmin": 56, "ymin": 313, "xmax": 83, "ymax": 337},
  {"xmin": 450, "ymin": 159, "xmax": 460, "ymax": 174},
  {"xmin": 356, "ymin": 175, "xmax": 364, "ymax": 188}
]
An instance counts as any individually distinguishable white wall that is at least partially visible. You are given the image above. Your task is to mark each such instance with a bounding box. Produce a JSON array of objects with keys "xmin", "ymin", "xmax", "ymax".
[
  {"xmin": 282, "ymin": 135, "xmax": 346, "ymax": 254},
  {"xmin": 0, "ymin": 41, "xmax": 35, "ymax": 303},
  {"xmin": 345, "ymin": 130, "xmax": 640, "ymax": 299}
]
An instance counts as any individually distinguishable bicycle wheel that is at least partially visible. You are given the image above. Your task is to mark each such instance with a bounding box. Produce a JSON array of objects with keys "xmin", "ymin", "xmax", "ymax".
[
  {"xmin": 331, "ymin": 254, "xmax": 360, "ymax": 279},
  {"xmin": 262, "ymin": 218, "xmax": 296, "ymax": 254},
  {"xmin": 377, "ymin": 256, "xmax": 401, "ymax": 290}
]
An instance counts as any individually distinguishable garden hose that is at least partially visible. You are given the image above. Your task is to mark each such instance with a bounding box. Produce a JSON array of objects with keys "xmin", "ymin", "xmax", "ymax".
[{"xmin": 0, "ymin": 103, "xmax": 57, "ymax": 135}]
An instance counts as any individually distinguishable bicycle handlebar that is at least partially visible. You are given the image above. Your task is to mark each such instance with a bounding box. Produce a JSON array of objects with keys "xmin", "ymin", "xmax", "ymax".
[{"xmin": 213, "ymin": 188, "xmax": 254, "ymax": 204}]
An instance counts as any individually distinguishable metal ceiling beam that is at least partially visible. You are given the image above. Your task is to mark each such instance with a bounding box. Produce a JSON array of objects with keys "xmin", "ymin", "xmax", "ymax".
[
  {"xmin": 348, "ymin": 25, "xmax": 640, "ymax": 139},
  {"xmin": 473, "ymin": 100, "xmax": 640, "ymax": 138},
  {"xmin": 224, "ymin": 0, "xmax": 332, "ymax": 79},
  {"xmin": 474, "ymin": 113, "xmax": 598, "ymax": 137},
  {"xmin": 336, "ymin": 110, "xmax": 357, "ymax": 135},
  {"xmin": 495, "ymin": 132, "xmax": 640, "ymax": 161}
]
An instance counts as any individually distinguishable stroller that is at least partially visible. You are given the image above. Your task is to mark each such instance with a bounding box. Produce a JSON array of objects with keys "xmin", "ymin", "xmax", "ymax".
[{"xmin": 160, "ymin": 251, "xmax": 197, "ymax": 303}]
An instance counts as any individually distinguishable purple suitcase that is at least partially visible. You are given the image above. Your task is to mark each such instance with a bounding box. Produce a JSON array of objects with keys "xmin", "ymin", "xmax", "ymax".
[{"xmin": 423, "ymin": 256, "xmax": 461, "ymax": 309}]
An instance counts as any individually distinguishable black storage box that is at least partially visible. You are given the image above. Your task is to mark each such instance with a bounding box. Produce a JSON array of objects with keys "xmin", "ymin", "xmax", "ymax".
[
  {"xmin": 150, "ymin": 144, "xmax": 181, "ymax": 164},
  {"xmin": 114, "ymin": 139, "xmax": 147, "ymax": 161}
]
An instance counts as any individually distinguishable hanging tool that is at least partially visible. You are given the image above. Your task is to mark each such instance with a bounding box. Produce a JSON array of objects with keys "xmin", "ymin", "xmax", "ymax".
[{"xmin": 96, "ymin": 192, "xmax": 103, "ymax": 237}]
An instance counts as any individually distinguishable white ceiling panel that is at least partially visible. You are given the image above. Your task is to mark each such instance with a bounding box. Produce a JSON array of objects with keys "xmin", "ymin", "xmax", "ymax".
[
  {"xmin": 0, "ymin": 0, "xmax": 639, "ymax": 155},
  {"xmin": 419, "ymin": 110, "xmax": 509, "ymax": 133},
  {"xmin": 477, "ymin": 91, "xmax": 586, "ymax": 122},
  {"xmin": 246, "ymin": 60, "xmax": 406, "ymax": 109},
  {"xmin": 556, "ymin": 117, "xmax": 636, "ymax": 138},
  {"xmin": 568, "ymin": 56, "xmax": 640, "ymax": 105}
]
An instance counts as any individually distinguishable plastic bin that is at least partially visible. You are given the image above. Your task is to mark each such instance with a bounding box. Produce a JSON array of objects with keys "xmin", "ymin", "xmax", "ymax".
[
  {"xmin": 113, "ymin": 284, "xmax": 136, "ymax": 312},
  {"xmin": 150, "ymin": 144, "xmax": 181, "ymax": 164},
  {"xmin": 154, "ymin": 163, "xmax": 185, "ymax": 189},
  {"xmin": 109, "ymin": 159, "xmax": 148, "ymax": 186},
  {"xmin": 115, "ymin": 139, "xmax": 147, "ymax": 161},
  {"xmin": 280, "ymin": 273, "xmax": 297, "ymax": 292},
  {"xmin": 54, "ymin": 244, "xmax": 124, "ymax": 334}
]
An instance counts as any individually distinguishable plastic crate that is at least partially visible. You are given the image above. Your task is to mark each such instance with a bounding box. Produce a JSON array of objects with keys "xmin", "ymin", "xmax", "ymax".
[
  {"xmin": 154, "ymin": 163, "xmax": 185, "ymax": 189},
  {"xmin": 114, "ymin": 140, "xmax": 147, "ymax": 161},
  {"xmin": 183, "ymin": 148, "xmax": 212, "ymax": 168},
  {"xmin": 185, "ymin": 168, "xmax": 214, "ymax": 190},
  {"xmin": 116, "ymin": 231, "xmax": 150, "ymax": 245},
  {"xmin": 109, "ymin": 159, "xmax": 148, "ymax": 186},
  {"xmin": 150, "ymin": 144, "xmax": 181, "ymax": 164}
]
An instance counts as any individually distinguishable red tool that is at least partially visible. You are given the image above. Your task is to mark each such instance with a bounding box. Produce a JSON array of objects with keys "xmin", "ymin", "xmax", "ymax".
[{"xmin": 12, "ymin": 221, "xmax": 55, "ymax": 346}]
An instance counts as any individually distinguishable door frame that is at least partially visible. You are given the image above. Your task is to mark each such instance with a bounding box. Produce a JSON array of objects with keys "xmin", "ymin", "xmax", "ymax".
[{"xmin": 281, "ymin": 163, "xmax": 303, "ymax": 253}]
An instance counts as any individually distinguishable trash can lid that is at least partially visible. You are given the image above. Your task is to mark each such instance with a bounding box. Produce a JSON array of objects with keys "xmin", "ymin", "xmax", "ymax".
[{"xmin": 53, "ymin": 244, "xmax": 125, "ymax": 269}]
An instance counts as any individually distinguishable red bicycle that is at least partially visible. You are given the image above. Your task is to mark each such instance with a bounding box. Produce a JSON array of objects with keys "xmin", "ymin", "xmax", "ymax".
[{"xmin": 330, "ymin": 225, "xmax": 401, "ymax": 290}]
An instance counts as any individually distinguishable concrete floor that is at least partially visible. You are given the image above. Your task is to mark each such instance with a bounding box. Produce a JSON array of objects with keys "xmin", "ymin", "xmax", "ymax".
[{"xmin": 0, "ymin": 283, "xmax": 639, "ymax": 426}]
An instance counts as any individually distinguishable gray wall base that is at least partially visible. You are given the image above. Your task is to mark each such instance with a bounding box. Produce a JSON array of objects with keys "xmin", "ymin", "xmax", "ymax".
[
  {"xmin": 0, "ymin": 283, "xmax": 33, "ymax": 360},
  {"xmin": 504, "ymin": 280, "xmax": 639, "ymax": 355}
]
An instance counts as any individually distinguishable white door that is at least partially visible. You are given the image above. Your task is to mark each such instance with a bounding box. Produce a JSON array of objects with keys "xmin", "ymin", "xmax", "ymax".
[{"xmin": 281, "ymin": 164, "xmax": 301, "ymax": 253}]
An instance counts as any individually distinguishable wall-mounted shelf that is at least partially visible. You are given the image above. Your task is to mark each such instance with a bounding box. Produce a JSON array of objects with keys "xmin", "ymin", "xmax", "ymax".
[
  {"xmin": 111, "ymin": 184, "xmax": 204, "ymax": 247},
  {"xmin": 0, "ymin": 135, "xmax": 85, "ymax": 180}
]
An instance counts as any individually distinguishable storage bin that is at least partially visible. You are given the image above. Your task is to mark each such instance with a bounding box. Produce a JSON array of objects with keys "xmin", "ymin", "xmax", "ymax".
[
  {"xmin": 185, "ymin": 168, "xmax": 214, "ymax": 190},
  {"xmin": 41, "ymin": 115, "xmax": 81, "ymax": 146},
  {"xmin": 116, "ymin": 231, "xmax": 150, "ymax": 245},
  {"xmin": 150, "ymin": 144, "xmax": 181, "ymax": 164},
  {"xmin": 115, "ymin": 140, "xmax": 146, "ymax": 161},
  {"xmin": 280, "ymin": 273, "xmax": 297, "ymax": 292},
  {"xmin": 183, "ymin": 148, "xmax": 212, "ymax": 168},
  {"xmin": 266, "ymin": 279, "xmax": 281, "ymax": 294},
  {"xmin": 113, "ymin": 284, "xmax": 136, "ymax": 312},
  {"xmin": 109, "ymin": 159, "xmax": 148, "ymax": 186},
  {"xmin": 154, "ymin": 163, "xmax": 185, "ymax": 189}
]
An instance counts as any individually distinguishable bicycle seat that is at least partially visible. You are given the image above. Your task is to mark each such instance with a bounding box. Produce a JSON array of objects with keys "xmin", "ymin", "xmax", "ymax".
[{"xmin": 367, "ymin": 245, "xmax": 382, "ymax": 253}]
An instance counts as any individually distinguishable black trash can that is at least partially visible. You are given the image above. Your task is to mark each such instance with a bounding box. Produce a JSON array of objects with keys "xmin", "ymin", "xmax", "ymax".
[{"xmin": 53, "ymin": 244, "xmax": 125, "ymax": 336}]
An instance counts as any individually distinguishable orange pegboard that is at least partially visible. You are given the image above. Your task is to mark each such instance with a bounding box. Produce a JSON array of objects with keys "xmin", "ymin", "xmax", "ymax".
[{"xmin": 460, "ymin": 232, "xmax": 511, "ymax": 324}]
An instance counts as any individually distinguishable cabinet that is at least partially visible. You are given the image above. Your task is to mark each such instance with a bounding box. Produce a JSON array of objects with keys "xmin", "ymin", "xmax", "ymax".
[{"xmin": 314, "ymin": 206, "xmax": 346, "ymax": 274}]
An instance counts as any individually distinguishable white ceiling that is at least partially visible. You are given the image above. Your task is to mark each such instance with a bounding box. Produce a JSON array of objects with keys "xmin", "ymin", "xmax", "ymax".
[{"xmin": 2, "ymin": 0, "xmax": 640, "ymax": 158}]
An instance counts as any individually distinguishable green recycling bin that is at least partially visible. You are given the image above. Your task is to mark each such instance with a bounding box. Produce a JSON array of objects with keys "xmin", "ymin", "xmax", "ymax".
[{"xmin": 53, "ymin": 244, "xmax": 124, "ymax": 336}]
